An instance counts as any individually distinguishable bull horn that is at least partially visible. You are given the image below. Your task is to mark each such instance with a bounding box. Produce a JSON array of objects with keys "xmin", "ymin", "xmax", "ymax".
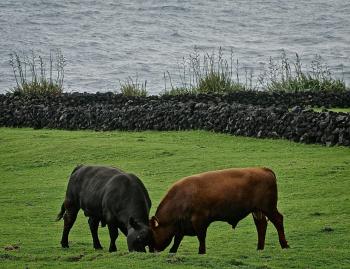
[{"xmin": 151, "ymin": 216, "xmax": 159, "ymax": 228}]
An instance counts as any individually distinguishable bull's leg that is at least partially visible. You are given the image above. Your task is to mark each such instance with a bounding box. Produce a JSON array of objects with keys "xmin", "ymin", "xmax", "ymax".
[
  {"xmin": 88, "ymin": 217, "xmax": 103, "ymax": 249},
  {"xmin": 192, "ymin": 217, "xmax": 208, "ymax": 254},
  {"xmin": 252, "ymin": 212, "xmax": 268, "ymax": 250},
  {"xmin": 169, "ymin": 233, "xmax": 184, "ymax": 253},
  {"xmin": 266, "ymin": 210, "xmax": 289, "ymax": 249},
  {"xmin": 107, "ymin": 224, "xmax": 119, "ymax": 252},
  {"xmin": 60, "ymin": 202, "xmax": 79, "ymax": 248},
  {"xmin": 196, "ymin": 227, "xmax": 208, "ymax": 254}
]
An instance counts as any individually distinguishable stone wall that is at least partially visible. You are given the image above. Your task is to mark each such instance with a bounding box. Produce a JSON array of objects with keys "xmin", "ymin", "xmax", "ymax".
[
  {"xmin": 1, "ymin": 90, "xmax": 349, "ymax": 108},
  {"xmin": 1, "ymin": 92, "xmax": 349, "ymax": 146}
]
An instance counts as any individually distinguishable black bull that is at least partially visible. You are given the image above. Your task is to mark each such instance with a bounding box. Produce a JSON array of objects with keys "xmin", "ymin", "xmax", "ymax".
[{"xmin": 57, "ymin": 165, "xmax": 153, "ymax": 252}]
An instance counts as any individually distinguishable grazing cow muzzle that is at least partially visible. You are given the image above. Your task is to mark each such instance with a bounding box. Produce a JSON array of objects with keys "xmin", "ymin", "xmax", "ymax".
[{"xmin": 127, "ymin": 217, "xmax": 153, "ymax": 252}]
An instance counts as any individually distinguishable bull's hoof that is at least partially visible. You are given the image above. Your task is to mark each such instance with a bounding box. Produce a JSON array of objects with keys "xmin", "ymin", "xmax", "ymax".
[
  {"xmin": 280, "ymin": 240, "xmax": 290, "ymax": 249},
  {"xmin": 61, "ymin": 242, "xmax": 69, "ymax": 248},
  {"xmin": 169, "ymin": 248, "xmax": 178, "ymax": 253},
  {"xmin": 109, "ymin": 246, "xmax": 117, "ymax": 253},
  {"xmin": 94, "ymin": 245, "xmax": 103, "ymax": 250}
]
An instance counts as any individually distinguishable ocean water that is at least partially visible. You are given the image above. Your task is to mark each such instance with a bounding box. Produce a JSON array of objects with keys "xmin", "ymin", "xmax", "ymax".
[{"xmin": 1, "ymin": 0, "xmax": 349, "ymax": 94}]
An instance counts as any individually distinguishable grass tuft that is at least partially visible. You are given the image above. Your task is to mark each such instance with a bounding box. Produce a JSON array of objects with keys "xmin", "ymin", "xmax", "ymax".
[
  {"xmin": 118, "ymin": 76, "xmax": 148, "ymax": 97},
  {"xmin": 258, "ymin": 51, "xmax": 346, "ymax": 92},
  {"xmin": 161, "ymin": 87, "xmax": 195, "ymax": 96},
  {"xmin": 164, "ymin": 48, "xmax": 250, "ymax": 94},
  {"xmin": 9, "ymin": 50, "xmax": 65, "ymax": 95},
  {"xmin": 8, "ymin": 48, "xmax": 346, "ymax": 96},
  {"xmin": 165, "ymin": 48, "xmax": 347, "ymax": 94}
]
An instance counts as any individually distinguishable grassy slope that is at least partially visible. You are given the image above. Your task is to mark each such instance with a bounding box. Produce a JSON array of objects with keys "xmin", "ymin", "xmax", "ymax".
[
  {"xmin": 312, "ymin": 108, "xmax": 350, "ymax": 113},
  {"xmin": 0, "ymin": 128, "xmax": 349, "ymax": 269}
]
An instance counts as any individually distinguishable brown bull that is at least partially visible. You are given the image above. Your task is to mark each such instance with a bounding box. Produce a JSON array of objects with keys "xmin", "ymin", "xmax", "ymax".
[{"xmin": 149, "ymin": 167, "xmax": 289, "ymax": 254}]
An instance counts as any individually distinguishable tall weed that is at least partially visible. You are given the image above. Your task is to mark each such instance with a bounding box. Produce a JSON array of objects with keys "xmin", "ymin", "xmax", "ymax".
[
  {"xmin": 163, "ymin": 48, "xmax": 252, "ymax": 95},
  {"xmin": 258, "ymin": 51, "xmax": 346, "ymax": 92},
  {"xmin": 9, "ymin": 50, "xmax": 65, "ymax": 95},
  {"xmin": 118, "ymin": 76, "xmax": 148, "ymax": 97}
]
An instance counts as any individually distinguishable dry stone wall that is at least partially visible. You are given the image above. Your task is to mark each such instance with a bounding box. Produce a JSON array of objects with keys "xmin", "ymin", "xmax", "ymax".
[{"xmin": 0, "ymin": 91, "xmax": 349, "ymax": 146}]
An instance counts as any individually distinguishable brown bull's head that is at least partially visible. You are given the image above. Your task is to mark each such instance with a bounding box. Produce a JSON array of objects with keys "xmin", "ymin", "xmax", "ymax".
[{"xmin": 149, "ymin": 216, "xmax": 175, "ymax": 252}]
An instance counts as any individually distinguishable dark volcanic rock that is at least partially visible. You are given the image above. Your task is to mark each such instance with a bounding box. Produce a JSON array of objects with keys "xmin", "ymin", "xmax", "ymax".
[{"xmin": 0, "ymin": 91, "xmax": 349, "ymax": 147}]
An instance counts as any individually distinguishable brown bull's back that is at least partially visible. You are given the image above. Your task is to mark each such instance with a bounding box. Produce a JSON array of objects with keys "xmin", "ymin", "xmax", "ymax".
[
  {"xmin": 165, "ymin": 168, "xmax": 275, "ymax": 203},
  {"xmin": 156, "ymin": 167, "xmax": 277, "ymax": 222}
]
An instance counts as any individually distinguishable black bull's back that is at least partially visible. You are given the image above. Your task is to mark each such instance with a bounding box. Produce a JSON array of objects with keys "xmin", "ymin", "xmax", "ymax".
[{"xmin": 57, "ymin": 165, "xmax": 152, "ymax": 252}]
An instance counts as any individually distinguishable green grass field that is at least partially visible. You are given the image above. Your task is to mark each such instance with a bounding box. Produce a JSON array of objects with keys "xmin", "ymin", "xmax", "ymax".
[{"xmin": 0, "ymin": 128, "xmax": 349, "ymax": 269}]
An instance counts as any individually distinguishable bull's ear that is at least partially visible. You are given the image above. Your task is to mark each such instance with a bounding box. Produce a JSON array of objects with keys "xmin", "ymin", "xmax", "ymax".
[
  {"xmin": 129, "ymin": 217, "xmax": 141, "ymax": 230},
  {"xmin": 150, "ymin": 216, "xmax": 159, "ymax": 228}
]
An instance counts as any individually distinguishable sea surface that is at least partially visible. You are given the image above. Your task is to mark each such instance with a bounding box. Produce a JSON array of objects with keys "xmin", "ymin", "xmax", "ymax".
[{"xmin": 1, "ymin": 0, "xmax": 349, "ymax": 94}]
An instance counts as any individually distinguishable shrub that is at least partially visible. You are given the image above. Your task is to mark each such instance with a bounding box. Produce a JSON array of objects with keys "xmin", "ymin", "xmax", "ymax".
[{"xmin": 9, "ymin": 50, "xmax": 65, "ymax": 95}]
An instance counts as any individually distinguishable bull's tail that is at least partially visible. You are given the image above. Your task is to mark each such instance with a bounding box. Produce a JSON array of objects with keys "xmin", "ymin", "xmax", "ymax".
[
  {"xmin": 71, "ymin": 164, "xmax": 83, "ymax": 176},
  {"xmin": 56, "ymin": 165, "xmax": 83, "ymax": 221},
  {"xmin": 56, "ymin": 202, "xmax": 66, "ymax": 221},
  {"xmin": 262, "ymin": 167, "xmax": 276, "ymax": 180}
]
